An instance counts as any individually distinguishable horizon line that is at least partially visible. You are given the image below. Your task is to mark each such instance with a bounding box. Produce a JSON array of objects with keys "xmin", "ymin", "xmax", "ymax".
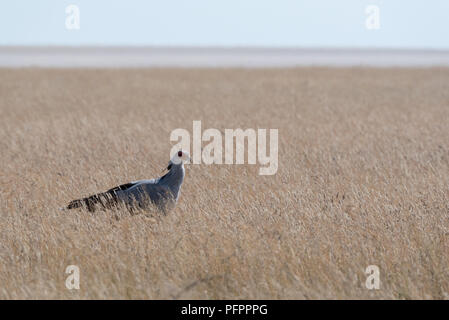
[
  {"xmin": 2, "ymin": 46, "xmax": 449, "ymax": 68},
  {"xmin": 2, "ymin": 45, "xmax": 449, "ymax": 52}
]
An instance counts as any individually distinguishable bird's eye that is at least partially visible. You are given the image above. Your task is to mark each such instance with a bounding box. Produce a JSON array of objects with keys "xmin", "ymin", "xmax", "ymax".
[{"xmin": 178, "ymin": 151, "xmax": 183, "ymax": 157}]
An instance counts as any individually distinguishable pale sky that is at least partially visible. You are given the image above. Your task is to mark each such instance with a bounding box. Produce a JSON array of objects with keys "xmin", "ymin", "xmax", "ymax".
[{"xmin": 1, "ymin": 0, "xmax": 448, "ymax": 48}]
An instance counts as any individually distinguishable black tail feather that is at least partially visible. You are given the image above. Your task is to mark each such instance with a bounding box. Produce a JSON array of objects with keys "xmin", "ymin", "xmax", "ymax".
[
  {"xmin": 66, "ymin": 191, "xmax": 119, "ymax": 212},
  {"xmin": 65, "ymin": 182, "xmax": 138, "ymax": 212}
]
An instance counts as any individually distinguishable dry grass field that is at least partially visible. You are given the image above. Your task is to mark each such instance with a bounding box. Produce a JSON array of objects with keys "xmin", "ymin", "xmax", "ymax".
[{"xmin": 0, "ymin": 67, "xmax": 448, "ymax": 299}]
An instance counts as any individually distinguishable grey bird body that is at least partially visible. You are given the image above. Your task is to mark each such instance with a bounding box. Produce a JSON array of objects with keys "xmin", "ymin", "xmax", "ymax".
[
  {"xmin": 115, "ymin": 163, "xmax": 185, "ymax": 210},
  {"xmin": 65, "ymin": 151, "xmax": 189, "ymax": 213}
]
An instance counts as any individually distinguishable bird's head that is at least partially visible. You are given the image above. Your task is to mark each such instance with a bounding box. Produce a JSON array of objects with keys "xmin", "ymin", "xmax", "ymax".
[{"xmin": 167, "ymin": 150, "xmax": 190, "ymax": 170}]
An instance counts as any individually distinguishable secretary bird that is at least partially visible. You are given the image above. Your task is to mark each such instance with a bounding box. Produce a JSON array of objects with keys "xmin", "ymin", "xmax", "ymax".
[{"xmin": 64, "ymin": 151, "xmax": 190, "ymax": 213}]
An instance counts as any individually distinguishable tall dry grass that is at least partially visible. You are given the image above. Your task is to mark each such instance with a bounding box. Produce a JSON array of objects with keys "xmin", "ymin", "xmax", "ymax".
[{"xmin": 0, "ymin": 67, "xmax": 448, "ymax": 299}]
